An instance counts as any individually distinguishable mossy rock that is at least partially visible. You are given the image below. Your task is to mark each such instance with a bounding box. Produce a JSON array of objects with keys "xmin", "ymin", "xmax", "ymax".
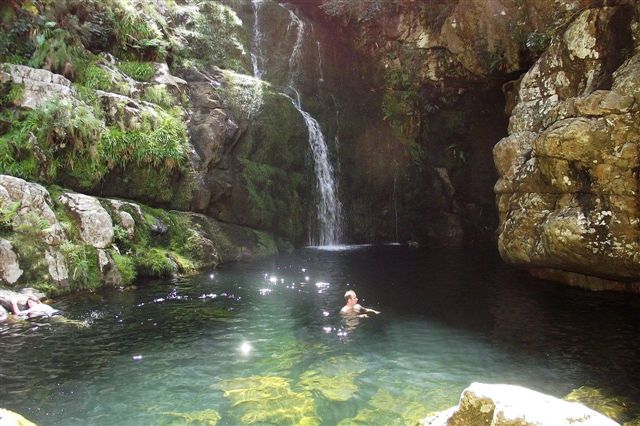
[{"xmin": 565, "ymin": 386, "xmax": 634, "ymax": 423}]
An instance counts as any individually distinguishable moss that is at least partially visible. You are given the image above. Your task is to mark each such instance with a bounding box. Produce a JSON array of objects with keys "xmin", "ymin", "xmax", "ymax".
[
  {"xmin": 111, "ymin": 250, "xmax": 136, "ymax": 285},
  {"xmin": 135, "ymin": 247, "xmax": 176, "ymax": 277},
  {"xmin": 254, "ymin": 230, "xmax": 278, "ymax": 257}
]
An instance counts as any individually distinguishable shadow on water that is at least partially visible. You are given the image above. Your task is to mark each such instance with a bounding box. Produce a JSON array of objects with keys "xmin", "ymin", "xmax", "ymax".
[{"xmin": 1, "ymin": 244, "xmax": 639, "ymax": 424}]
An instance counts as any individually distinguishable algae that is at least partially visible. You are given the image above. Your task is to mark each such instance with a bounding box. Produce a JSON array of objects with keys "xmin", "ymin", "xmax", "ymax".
[
  {"xmin": 218, "ymin": 375, "xmax": 319, "ymax": 425},
  {"xmin": 338, "ymin": 388, "xmax": 429, "ymax": 426},
  {"xmin": 565, "ymin": 386, "xmax": 635, "ymax": 423},
  {"xmin": 159, "ymin": 409, "xmax": 221, "ymax": 426},
  {"xmin": 298, "ymin": 356, "xmax": 363, "ymax": 402}
]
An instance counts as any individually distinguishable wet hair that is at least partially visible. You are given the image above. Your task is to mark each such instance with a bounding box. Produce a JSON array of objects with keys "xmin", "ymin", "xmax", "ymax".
[{"xmin": 344, "ymin": 290, "xmax": 356, "ymax": 303}]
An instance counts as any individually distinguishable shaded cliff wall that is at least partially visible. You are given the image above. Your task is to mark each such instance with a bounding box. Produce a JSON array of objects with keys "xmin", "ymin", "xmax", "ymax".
[{"xmin": 290, "ymin": 0, "xmax": 594, "ymax": 245}]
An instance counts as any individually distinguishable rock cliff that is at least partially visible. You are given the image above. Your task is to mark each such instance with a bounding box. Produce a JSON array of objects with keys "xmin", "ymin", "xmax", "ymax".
[{"xmin": 495, "ymin": 2, "xmax": 640, "ymax": 291}]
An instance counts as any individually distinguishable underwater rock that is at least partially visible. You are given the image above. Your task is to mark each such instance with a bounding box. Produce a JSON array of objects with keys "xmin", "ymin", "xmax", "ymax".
[
  {"xmin": 564, "ymin": 386, "xmax": 633, "ymax": 424},
  {"xmin": 0, "ymin": 408, "xmax": 36, "ymax": 426},
  {"xmin": 299, "ymin": 356, "xmax": 362, "ymax": 402},
  {"xmin": 339, "ymin": 387, "xmax": 428, "ymax": 426},
  {"xmin": 217, "ymin": 375, "xmax": 319, "ymax": 425},
  {"xmin": 159, "ymin": 409, "xmax": 220, "ymax": 425},
  {"xmin": 423, "ymin": 383, "xmax": 620, "ymax": 426}
]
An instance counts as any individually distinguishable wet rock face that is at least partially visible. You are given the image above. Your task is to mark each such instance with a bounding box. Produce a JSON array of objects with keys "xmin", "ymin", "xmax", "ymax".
[{"xmin": 495, "ymin": 4, "xmax": 640, "ymax": 290}]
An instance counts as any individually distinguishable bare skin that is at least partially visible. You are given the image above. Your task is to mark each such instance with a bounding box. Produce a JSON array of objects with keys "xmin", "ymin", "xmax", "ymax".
[
  {"xmin": 11, "ymin": 298, "xmax": 56, "ymax": 318},
  {"xmin": 340, "ymin": 291, "xmax": 380, "ymax": 318}
]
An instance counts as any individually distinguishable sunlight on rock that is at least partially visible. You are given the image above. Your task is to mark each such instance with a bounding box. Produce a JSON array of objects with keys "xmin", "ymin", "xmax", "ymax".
[
  {"xmin": 160, "ymin": 409, "xmax": 220, "ymax": 425},
  {"xmin": 217, "ymin": 376, "xmax": 319, "ymax": 425},
  {"xmin": 299, "ymin": 356, "xmax": 363, "ymax": 401},
  {"xmin": 338, "ymin": 388, "xmax": 428, "ymax": 426},
  {"xmin": 564, "ymin": 386, "xmax": 633, "ymax": 423}
]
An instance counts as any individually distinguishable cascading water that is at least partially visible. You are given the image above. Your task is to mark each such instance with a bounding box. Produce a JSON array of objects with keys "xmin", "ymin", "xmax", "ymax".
[
  {"xmin": 250, "ymin": 2, "xmax": 343, "ymax": 245},
  {"xmin": 281, "ymin": 6, "xmax": 343, "ymax": 245},
  {"xmin": 251, "ymin": 0, "xmax": 264, "ymax": 79}
]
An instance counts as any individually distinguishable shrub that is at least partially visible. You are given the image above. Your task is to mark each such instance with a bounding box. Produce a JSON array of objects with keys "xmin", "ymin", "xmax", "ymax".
[
  {"xmin": 111, "ymin": 251, "xmax": 136, "ymax": 285},
  {"xmin": 117, "ymin": 60, "xmax": 156, "ymax": 81},
  {"xmin": 77, "ymin": 64, "xmax": 113, "ymax": 91},
  {"xmin": 135, "ymin": 248, "xmax": 175, "ymax": 277},
  {"xmin": 143, "ymin": 85, "xmax": 176, "ymax": 109},
  {"xmin": 60, "ymin": 241, "xmax": 101, "ymax": 290}
]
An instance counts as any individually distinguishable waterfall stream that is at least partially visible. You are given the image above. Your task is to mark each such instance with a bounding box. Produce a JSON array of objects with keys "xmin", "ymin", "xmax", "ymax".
[
  {"xmin": 251, "ymin": 0, "xmax": 264, "ymax": 79},
  {"xmin": 250, "ymin": 2, "xmax": 343, "ymax": 245},
  {"xmin": 284, "ymin": 6, "xmax": 342, "ymax": 245},
  {"xmin": 250, "ymin": 3, "xmax": 342, "ymax": 245}
]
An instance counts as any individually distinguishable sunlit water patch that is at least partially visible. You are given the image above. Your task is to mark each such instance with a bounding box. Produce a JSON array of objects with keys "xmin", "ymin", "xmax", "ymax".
[{"xmin": 1, "ymin": 246, "xmax": 640, "ymax": 425}]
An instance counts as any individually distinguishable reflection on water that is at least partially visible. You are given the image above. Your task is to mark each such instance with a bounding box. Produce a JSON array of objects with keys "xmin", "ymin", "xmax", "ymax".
[{"xmin": 1, "ymin": 245, "xmax": 640, "ymax": 425}]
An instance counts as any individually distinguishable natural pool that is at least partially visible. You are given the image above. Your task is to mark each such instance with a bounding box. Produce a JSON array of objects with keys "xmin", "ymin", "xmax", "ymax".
[{"xmin": 1, "ymin": 245, "xmax": 640, "ymax": 425}]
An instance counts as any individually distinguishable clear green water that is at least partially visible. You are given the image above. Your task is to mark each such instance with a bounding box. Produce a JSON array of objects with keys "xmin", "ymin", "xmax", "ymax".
[{"xmin": 1, "ymin": 245, "xmax": 640, "ymax": 425}]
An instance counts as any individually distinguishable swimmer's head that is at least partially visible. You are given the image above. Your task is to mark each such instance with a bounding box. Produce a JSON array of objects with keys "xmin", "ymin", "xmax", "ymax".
[
  {"xmin": 344, "ymin": 290, "xmax": 357, "ymax": 304},
  {"xmin": 26, "ymin": 297, "xmax": 40, "ymax": 308}
]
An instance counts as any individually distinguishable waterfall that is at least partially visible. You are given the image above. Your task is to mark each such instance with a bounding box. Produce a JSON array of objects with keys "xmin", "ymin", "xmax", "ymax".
[
  {"xmin": 316, "ymin": 41, "xmax": 324, "ymax": 83},
  {"xmin": 283, "ymin": 6, "xmax": 343, "ymax": 245},
  {"xmin": 251, "ymin": 0, "xmax": 264, "ymax": 79},
  {"xmin": 281, "ymin": 94, "xmax": 342, "ymax": 245}
]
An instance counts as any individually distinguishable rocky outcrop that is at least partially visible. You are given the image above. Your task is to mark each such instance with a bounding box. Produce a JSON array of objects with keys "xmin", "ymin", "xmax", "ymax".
[
  {"xmin": 0, "ymin": 239, "xmax": 22, "ymax": 284},
  {"xmin": 0, "ymin": 173, "xmax": 281, "ymax": 296},
  {"xmin": 0, "ymin": 63, "xmax": 76, "ymax": 109},
  {"xmin": 424, "ymin": 383, "xmax": 619, "ymax": 426},
  {"xmin": 494, "ymin": 3, "xmax": 640, "ymax": 290},
  {"xmin": 59, "ymin": 192, "xmax": 114, "ymax": 249}
]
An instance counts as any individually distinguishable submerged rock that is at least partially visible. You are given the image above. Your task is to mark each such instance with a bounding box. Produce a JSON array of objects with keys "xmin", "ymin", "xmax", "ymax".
[{"xmin": 423, "ymin": 383, "xmax": 619, "ymax": 426}]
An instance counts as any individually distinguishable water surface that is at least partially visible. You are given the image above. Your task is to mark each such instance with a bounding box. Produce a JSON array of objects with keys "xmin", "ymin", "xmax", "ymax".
[{"xmin": 1, "ymin": 245, "xmax": 639, "ymax": 424}]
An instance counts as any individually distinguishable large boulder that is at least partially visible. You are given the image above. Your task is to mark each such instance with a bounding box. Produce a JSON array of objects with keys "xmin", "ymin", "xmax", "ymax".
[
  {"xmin": 424, "ymin": 383, "xmax": 619, "ymax": 426},
  {"xmin": 59, "ymin": 192, "xmax": 114, "ymax": 248},
  {"xmin": 0, "ymin": 175, "xmax": 65, "ymax": 245},
  {"xmin": 494, "ymin": 4, "xmax": 640, "ymax": 291}
]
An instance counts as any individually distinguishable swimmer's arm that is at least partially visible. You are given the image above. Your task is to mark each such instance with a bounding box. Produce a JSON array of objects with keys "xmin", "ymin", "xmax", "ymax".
[
  {"xmin": 362, "ymin": 307, "xmax": 380, "ymax": 315},
  {"xmin": 10, "ymin": 299, "xmax": 22, "ymax": 315}
]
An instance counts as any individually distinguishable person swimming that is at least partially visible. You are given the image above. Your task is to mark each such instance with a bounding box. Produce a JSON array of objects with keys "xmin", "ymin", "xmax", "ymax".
[
  {"xmin": 340, "ymin": 290, "xmax": 380, "ymax": 318},
  {"xmin": 10, "ymin": 296, "xmax": 58, "ymax": 318}
]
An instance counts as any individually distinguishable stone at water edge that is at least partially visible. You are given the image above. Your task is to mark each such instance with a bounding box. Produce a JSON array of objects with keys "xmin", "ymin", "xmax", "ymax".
[
  {"xmin": 423, "ymin": 382, "xmax": 620, "ymax": 426},
  {"xmin": 0, "ymin": 408, "xmax": 36, "ymax": 426}
]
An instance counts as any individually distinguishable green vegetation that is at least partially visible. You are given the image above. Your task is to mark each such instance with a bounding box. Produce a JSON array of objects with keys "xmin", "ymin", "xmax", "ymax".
[
  {"xmin": 143, "ymin": 85, "xmax": 176, "ymax": 109},
  {"xmin": 77, "ymin": 64, "xmax": 114, "ymax": 91},
  {"xmin": 0, "ymin": 83, "xmax": 25, "ymax": 107},
  {"xmin": 117, "ymin": 61, "xmax": 155, "ymax": 81},
  {"xmin": 59, "ymin": 241, "xmax": 100, "ymax": 290}
]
